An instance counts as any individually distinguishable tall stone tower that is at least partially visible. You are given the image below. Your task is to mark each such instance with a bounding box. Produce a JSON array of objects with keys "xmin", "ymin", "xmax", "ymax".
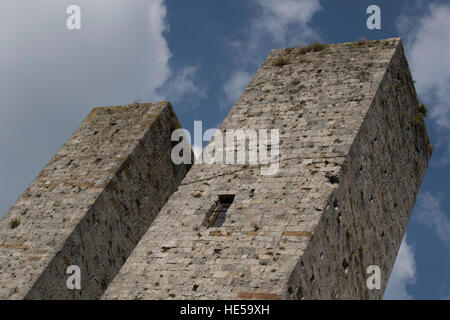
[
  {"xmin": 0, "ymin": 102, "xmax": 191, "ymax": 299},
  {"xmin": 102, "ymin": 38, "xmax": 431, "ymax": 299}
]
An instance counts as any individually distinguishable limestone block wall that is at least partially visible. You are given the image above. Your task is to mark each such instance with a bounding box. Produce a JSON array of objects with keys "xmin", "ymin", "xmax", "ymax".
[
  {"xmin": 103, "ymin": 38, "xmax": 430, "ymax": 300},
  {"xmin": 0, "ymin": 102, "xmax": 191, "ymax": 299},
  {"xmin": 286, "ymin": 42, "xmax": 431, "ymax": 299}
]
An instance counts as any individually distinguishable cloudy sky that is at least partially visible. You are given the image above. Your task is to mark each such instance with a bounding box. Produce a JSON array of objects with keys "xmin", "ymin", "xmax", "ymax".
[{"xmin": 1, "ymin": 0, "xmax": 449, "ymax": 299}]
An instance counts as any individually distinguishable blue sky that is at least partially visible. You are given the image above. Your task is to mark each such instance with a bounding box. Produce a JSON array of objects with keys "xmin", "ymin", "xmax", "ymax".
[{"xmin": 1, "ymin": 0, "xmax": 450, "ymax": 299}]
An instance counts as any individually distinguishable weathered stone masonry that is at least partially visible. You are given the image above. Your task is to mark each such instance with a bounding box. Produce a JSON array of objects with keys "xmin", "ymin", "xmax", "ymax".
[
  {"xmin": 102, "ymin": 38, "xmax": 430, "ymax": 299},
  {"xmin": 0, "ymin": 38, "xmax": 431, "ymax": 300},
  {"xmin": 0, "ymin": 102, "xmax": 191, "ymax": 299}
]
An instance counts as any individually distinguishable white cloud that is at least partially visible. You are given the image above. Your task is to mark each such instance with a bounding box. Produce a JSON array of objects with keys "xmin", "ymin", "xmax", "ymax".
[
  {"xmin": 235, "ymin": 0, "xmax": 321, "ymax": 63},
  {"xmin": 155, "ymin": 66, "xmax": 206, "ymax": 105},
  {"xmin": 251, "ymin": 0, "xmax": 321, "ymax": 43},
  {"xmin": 222, "ymin": 0, "xmax": 321, "ymax": 109},
  {"xmin": 399, "ymin": 3, "xmax": 450, "ymax": 129},
  {"xmin": 415, "ymin": 191, "xmax": 450, "ymax": 245},
  {"xmin": 0, "ymin": 0, "xmax": 177, "ymax": 217},
  {"xmin": 222, "ymin": 71, "xmax": 252, "ymax": 108},
  {"xmin": 430, "ymin": 138, "xmax": 450, "ymax": 166},
  {"xmin": 384, "ymin": 235, "xmax": 417, "ymax": 300}
]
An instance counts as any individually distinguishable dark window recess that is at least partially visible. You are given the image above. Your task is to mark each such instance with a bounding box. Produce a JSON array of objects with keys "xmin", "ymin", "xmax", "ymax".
[{"xmin": 209, "ymin": 195, "xmax": 235, "ymax": 228}]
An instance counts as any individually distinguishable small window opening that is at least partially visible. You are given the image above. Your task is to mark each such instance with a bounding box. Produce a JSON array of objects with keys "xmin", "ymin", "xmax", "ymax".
[{"xmin": 208, "ymin": 195, "xmax": 235, "ymax": 228}]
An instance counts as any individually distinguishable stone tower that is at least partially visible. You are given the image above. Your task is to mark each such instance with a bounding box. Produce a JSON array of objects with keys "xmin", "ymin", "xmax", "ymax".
[
  {"xmin": 0, "ymin": 102, "xmax": 191, "ymax": 299},
  {"xmin": 102, "ymin": 38, "xmax": 431, "ymax": 299},
  {"xmin": 0, "ymin": 38, "xmax": 431, "ymax": 300}
]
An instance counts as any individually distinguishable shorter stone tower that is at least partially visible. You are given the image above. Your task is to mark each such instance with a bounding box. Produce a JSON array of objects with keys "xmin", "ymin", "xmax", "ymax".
[{"xmin": 0, "ymin": 102, "xmax": 191, "ymax": 299}]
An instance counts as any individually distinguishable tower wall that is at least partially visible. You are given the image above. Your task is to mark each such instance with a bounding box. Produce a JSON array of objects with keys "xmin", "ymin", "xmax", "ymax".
[
  {"xmin": 0, "ymin": 102, "xmax": 191, "ymax": 299},
  {"xmin": 103, "ymin": 39, "xmax": 430, "ymax": 299}
]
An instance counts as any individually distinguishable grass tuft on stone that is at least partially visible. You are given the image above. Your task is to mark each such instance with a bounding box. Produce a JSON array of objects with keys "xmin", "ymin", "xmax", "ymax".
[
  {"xmin": 297, "ymin": 42, "xmax": 327, "ymax": 54},
  {"xmin": 356, "ymin": 37, "xmax": 368, "ymax": 45},
  {"xmin": 417, "ymin": 104, "xmax": 428, "ymax": 117},
  {"xmin": 272, "ymin": 56, "xmax": 290, "ymax": 67}
]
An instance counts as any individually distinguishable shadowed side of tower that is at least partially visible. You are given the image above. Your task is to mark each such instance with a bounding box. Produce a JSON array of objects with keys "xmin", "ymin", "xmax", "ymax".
[
  {"xmin": 0, "ymin": 102, "xmax": 192, "ymax": 299},
  {"xmin": 285, "ymin": 40, "xmax": 431, "ymax": 299},
  {"xmin": 103, "ymin": 38, "xmax": 430, "ymax": 300}
]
